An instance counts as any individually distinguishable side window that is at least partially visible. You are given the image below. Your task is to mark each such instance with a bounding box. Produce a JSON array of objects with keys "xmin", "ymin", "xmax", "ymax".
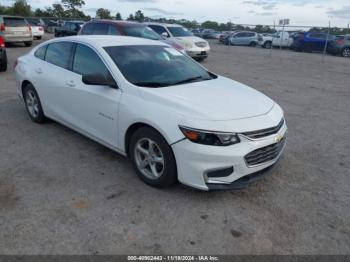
[
  {"xmin": 107, "ymin": 25, "xmax": 121, "ymax": 35},
  {"xmin": 236, "ymin": 33, "xmax": 245, "ymax": 37},
  {"xmin": 72, "ymin": 44, "xmax": 109, "ymax": 76},
  {"xmin": 34, "ymin": 45, "xmax": 47, "ymax": 60},
  {"xmin": 45, "ymin": 42, "xmax": 74, "ymax": 69},
  {"xmin": 148, "ymin": 25, "xmax": 167, "ymax": 35},
  {"xmin": 93, "ymin": 23, "xmax": 108, "ymax": 35},
  {"xmin": 81, "ymin": 23, "xmax": 94, "ymax": 35}
]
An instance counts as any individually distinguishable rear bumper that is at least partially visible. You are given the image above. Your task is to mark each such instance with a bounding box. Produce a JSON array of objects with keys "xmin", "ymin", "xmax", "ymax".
[{"xmin": 5, "ymin": 35, "xmax": 33, "ymax": 43}]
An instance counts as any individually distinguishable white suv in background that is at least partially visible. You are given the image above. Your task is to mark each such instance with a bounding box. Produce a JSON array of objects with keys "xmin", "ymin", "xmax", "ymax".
[{"xmin": 145, "ymin": 22, "xmax": 210, "ymax": 61}]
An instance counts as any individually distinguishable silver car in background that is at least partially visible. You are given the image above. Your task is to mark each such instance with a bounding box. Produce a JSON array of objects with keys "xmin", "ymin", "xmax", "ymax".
[
  {"xmin": 0, "ymin": 15, "xmax": 33, "ymax": 47},
  {"xmin": 229, "ymin": 31, "xmax": 259, "ymax": 46}
]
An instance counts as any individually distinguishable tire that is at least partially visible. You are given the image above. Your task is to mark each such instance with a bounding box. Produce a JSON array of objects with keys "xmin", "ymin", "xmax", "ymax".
[
  {"xmin": 264, "ymin": 41, "xmax": 272, "ymax": 49},
  {"xmin": 23, "ymin": 84, "xmax": 46, "ymax": 123},
  {"xmin": 0, "ymin": 51, "xmax": 7, "ymax": 72},
  {"xmin": 249, "ymin": 41, "xmax": 257, "ymax": 47},
  {"xmin": 341, "ymin": 47, "xmax": 350, "ymax": 57},
  {"xmin": 129, "ymin": 126, "xmax": 177, "ymax": 188},
  {"xmin": 24, "ymin": 41, "xmax": 32, "ymax": 47},
  {"xmin": 36, "ymin": 36, "xmax": 42, "ymax": 40}
]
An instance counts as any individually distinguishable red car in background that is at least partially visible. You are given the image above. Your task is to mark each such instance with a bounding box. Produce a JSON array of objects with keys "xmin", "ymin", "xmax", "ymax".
[{"xmin": 79, "ymin": 20, "xmax": 185, "ymax": 52}]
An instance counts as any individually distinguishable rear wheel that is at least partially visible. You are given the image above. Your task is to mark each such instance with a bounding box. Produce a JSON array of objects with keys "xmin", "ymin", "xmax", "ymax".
[
  {"xmin": 23, "ymin": 84, "xmax": 46, "ymax": 123},
  {"xmin": 129, "ymin": 127, "xmax": 177, "ymax": 188},
  {"xmin": 341, "ymin": 47, "xmax": 350, "ymax": 57}
]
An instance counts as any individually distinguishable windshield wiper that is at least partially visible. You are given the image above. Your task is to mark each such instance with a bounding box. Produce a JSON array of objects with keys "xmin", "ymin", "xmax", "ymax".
[
  {"xmin": 171, "ymin": 76, "xmax": 212, "ymax": 86},
  {"xmin": 133, "ymin": 82, "xmax": 170, "ymax": 88}
]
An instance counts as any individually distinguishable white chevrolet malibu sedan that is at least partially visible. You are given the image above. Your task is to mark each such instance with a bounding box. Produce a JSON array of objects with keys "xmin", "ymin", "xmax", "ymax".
[{"xmin": 15, "ymin": 36, "xmax": 287, "ymax": 191}]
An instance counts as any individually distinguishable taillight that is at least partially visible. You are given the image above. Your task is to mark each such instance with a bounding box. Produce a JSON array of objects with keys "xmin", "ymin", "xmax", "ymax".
[
  {"xmin": 28, "ymin": 26, "xmax": 32, "ymax": 32},
  {"xmin": 0, "ymin": 36, "xmax": 5, "ymax": 48},
  {"xmin": 336, "ymin": 39, "xmax": 345, "ymax": 45},
  {"xmin": 0, "ymin": 23, "xmax": 5, "ymax": 31}
]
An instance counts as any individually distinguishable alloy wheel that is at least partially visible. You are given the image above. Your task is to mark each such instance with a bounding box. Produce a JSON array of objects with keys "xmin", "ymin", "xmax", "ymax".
[
  {"xmin": 25, "ymin": 90, "xmax": 39, "ymax": 118},
  {"xmin": 134, "ymin": 138, "xmax": 165, "ymax": 180},
  {"xmin": 342, "ymin": 48, "xmax": 350, "ymax": 57}
]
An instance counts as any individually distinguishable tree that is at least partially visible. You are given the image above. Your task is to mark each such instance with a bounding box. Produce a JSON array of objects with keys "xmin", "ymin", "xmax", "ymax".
[
  {"xmin": 12, "ymin": 0, "xmax": 32, "ymax": 17},
  {"xmin": 127, "ymin": 14, "xmax": 134, "ymax": 21},
  {"xmin": 115, "ymin": 12, "xmax": 122, "ymax": 20},
  {"xmin": 52, "ymin": 3, "xmax": 65, "ymax": 17},
  {"xmin": 201, "ymin": 21, "xmax": 219, "ymax": 30},
  {"xmin": 96, "ymin": 8, "xmax": 111, "ymax": 19},
  {"xmin": 62, "ymin": 0, "xmax": 85, "ymax": 18},
  {"xmin": 134, "ymin": 10, "xmax": 144, "ymax": 22}
]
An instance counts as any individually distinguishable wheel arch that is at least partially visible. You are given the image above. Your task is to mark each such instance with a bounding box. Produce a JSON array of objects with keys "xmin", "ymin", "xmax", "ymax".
[
  {"xmin": 124, "ymin": 122, "xmax": 171, "ymax": 157},
  {"xmin": 21, "ymin": 80, "xmax": 33, "ymax": 98}
]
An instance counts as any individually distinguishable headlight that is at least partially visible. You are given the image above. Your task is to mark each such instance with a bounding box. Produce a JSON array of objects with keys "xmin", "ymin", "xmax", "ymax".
[{"xmin": 179, "ymin": 126, "xmax": 240, "ymax": 146}]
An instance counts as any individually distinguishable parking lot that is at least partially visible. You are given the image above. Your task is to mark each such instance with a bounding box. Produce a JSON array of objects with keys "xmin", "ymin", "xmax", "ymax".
[{"xmin": 0, "ymin": 34, "xmax": 349, "ymax": 255}]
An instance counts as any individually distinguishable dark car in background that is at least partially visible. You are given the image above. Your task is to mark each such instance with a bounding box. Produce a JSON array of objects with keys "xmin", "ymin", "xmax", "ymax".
[
  {"xmin": 79, "ymin": 20, "xmax": 185, "ymax": 52},
  {"xmin": 0, "ymin": 34, "xmax": 7, "ymax": 71},
  {"xmin": 201, "ymin": 29, "xmax": 218, "ymax": 39},
  {"xmin": 291, "ymin": 32, "xmax": 336, "ymax": 52},
  {"xmin": 54, "ymin": 21, "xmax": 85, "ymax": 37},
  {"xmin": 327, "ymin": 35, "xmax": 350, "ymax": 57}
]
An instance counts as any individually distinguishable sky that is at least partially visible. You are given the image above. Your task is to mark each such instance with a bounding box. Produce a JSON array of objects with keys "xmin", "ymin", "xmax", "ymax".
[{"xmin": 2, "ymin": 0, "xmax": 350, "ymax": 27}]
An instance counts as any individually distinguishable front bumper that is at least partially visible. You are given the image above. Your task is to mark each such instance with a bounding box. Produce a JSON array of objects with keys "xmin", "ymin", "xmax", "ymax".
[
  {"xmin": 186, "ymin": 46, "xmax": 210, "ymax": 58},
  {"xmin": 172, "ymin": 121, "xmax": 287, "ymax": 191}
]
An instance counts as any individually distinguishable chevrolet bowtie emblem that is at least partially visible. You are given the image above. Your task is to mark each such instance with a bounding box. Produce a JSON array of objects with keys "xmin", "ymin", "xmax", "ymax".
[{"xmin": 275, "ymin": 133, "xmax": 284, "ymax": 143}]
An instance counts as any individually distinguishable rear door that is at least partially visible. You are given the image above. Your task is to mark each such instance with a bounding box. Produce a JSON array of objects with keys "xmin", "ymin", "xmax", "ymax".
[{"xmin": 34, "ymin": 41, "xmax": 75, "ymax": 119}]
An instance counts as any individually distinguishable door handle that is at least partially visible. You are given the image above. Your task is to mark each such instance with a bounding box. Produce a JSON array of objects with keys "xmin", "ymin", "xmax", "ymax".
[
  {"xmin": 35, "ymin": 68, "xmax": 43, "ymax": 74},
  {"xmin": 65, "ymin": 80, "xmax": 76, "ymax": 87}
]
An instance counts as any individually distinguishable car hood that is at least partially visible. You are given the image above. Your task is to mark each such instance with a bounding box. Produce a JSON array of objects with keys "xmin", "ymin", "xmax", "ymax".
[
  {"xmin": 171, "ymin": 36, "xmax": 207, "ymax": 45},
  {"xmin": 141, "ymin": 76, "xmax": 275, "ymax": 121}
]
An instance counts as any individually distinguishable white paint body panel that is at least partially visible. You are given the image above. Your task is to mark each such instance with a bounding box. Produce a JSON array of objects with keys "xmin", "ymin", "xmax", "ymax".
[{"xmin": 15, "ymin": 35, "xmax": 286, "ymax": 190}]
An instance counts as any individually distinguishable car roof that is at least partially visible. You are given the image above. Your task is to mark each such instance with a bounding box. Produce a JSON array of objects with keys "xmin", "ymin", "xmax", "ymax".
[
  {"xmin": 44, "ymin": 35, "xmax": 167, "ymax": 48},
  {"xmin": 144, "ymin": 22, "xmax": 182, "ymax": 27},
  {"xmin": 65, "ymin": 20, "xmax": 85, "ymax": 23},
  {"xmin": 0, "ymin": 15, "xmax": 25, "ymax": 19},
  {"xmin": 87, "ymin": 20, "xmax": 146, "ymax": 27}
]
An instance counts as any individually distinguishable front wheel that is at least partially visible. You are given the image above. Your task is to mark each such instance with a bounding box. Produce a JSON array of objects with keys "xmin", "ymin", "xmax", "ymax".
[
  {"xmin": 264, "ymin": 41, "xmax": 272, "ymax": 49},
  {"xmin": 23, "ymin": 84, "xmax": 46, "ymax": 123},
  {"xmin": 24, "ymin": 41, "xmax": 32, "ymax": 47},
  {"xmin": 250, "ymin": 41, "xmax": 257, "ymax": 47},
  {"xmin": 129, "ymin": 127, "xmax": 177, "ymax": 188},
  {"xmin": 342, "ymin": 47, "xmax": 350, "ymax": 57}
]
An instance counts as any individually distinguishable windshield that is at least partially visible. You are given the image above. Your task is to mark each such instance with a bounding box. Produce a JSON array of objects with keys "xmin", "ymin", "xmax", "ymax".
[
  {"xmin": 4, "ymin": 18, "xmax": 27, "ymax": 27},
  {"xmin": 104, "ymin": 45, "xmax": 216, "ymax": 88},
  {"xmin": 167, "ymin": 26, "xmax": 192, "ymax": 37},
  {"xmin": 123, "ymin": 26, "xmax": 161, "ymax": 40}
]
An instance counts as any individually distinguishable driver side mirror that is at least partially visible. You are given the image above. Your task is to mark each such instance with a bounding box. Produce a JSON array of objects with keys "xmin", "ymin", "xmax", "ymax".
[
  {"xmin": 161, "ymin": 32, "xmax": 170, "ymax": 38},
  {"xmin": 82, "ymin": 73, "xmax": 118, "ymax": 89}
]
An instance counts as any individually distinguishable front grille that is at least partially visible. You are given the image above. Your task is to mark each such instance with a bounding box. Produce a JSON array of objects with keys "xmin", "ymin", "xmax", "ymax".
[
  {"xmin": 244, "ymin": 137, "xmax": 286, "ymax": 166},
  {"xmin": 195, "ymin": 42, "xmax": 207, "ymax": 47},
  {"xmin": 242, "ymin": 119, "xmax": 284, "ymax": 139}
]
